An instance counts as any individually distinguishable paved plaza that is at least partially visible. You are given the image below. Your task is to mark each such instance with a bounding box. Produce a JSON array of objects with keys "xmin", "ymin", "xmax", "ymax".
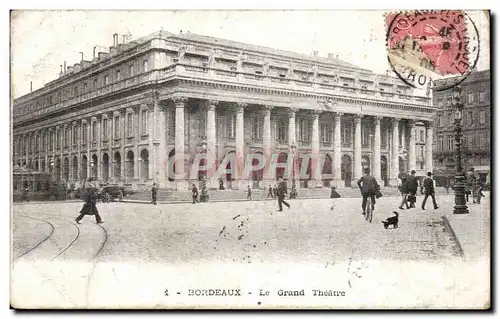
[{"xmin": 11, "ymin": 194, "xmax": 490, "ymax": 309}]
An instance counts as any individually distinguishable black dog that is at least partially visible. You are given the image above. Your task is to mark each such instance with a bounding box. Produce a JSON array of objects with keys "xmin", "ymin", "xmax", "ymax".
[{"xmin": 382, "ymin": 211, "xmax": 399, "ymax": 229}]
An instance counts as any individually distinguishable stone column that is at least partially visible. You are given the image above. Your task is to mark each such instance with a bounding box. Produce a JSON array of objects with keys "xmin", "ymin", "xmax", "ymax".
[
  {"xmin": 333, "ymin": 112, "xmax": 343, "ymax": 188},
  {"xmin": 310, "ymin": 110, "xmax": 321, "ymax": 188},
  {"xmin": 120, "ymin": 111, "xmax": 125, "ymax": 184},
  {"xmin": 235, "ymin": 102, "xmax": 247, "ymax": 189},
  {"xmin": 156, "ymin": 103, "xmax": 168, "ymax": 187},
  {"xmin": 408, "ymin": 120, "xmax": 417, "ymax": 173},
  {"xmin": 97, "ymin": 115, "xmax": 102, "ymax": 183},
  {"xmin": 173, "ymin": 97, "xmax": 188, "ymax": 190},
  {"xmin": 288, "ymin": 108, "xmax": 297, "ymax": 146},
  {"xmin": 133, "ymin": 109, "xmax": 139, "ymax": 186},
  {"xmin": 425, "ymin": 121, "xmax": 434, "ymax": 173},
  {"xmin": 373, "ymin": 116, "xmax": 382, "ymax": 183},
  {"xmin": 354, "ymin": 115, "xmax": 362, "ymax": 180},
  {"xmin": 86, "ymin": 121, "xmax": 91, "ymax": 182},
  {"xmin": 206, "ymin": 100, "xmax": 218, "ymax": 187},
  {"xmin": 148, "ymin": 105, "xmax": 155, "ymax": 182},
  {"xmin": 400, "ymin": 121, "xmax": 406, "ymax": 150},
  {"xmin": 391, "ymin": 118, "xmax": 400, "ymax": 186},
  {"xmin": 262, "ymin": 105, "xmax": 273, "ymax": 186}
]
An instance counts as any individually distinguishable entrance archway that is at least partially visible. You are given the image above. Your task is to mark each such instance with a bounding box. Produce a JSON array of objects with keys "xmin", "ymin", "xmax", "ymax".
[
  {"xmin": 361, "ymin": 155, "xmax": 370, "ymax": 172},
  {"xmin": 381, "ymin": 156, "xmax": 388, "ymax": 186},
  {"xmin": 55, "ymin": 158, "xmax": 61, "ymax": 182},
  {"xmin": 81, "ymin": 156, "xmax": 88, "ymax": 181},
  {"xmin": 399, "ymin": 156, "xmax": 406, "ymax": 174},
  {"xmin": 72, "ymin": 156, "xmax": 78, "ymax": 181},
  {"xmin": 63, "ymin": 157, "xmax": 69, "ymax": 181},
  {"xmin": 102, "ymin": 153, "xmax": 109, "ymax": 182},
  {"xmin": 276, "ymin": 152, "xmax": 288, "ymax": 181},
  {"xmin": 250, "ymin": 152, "xmax": 263, "ymax": 188},
  {"xmin": 113, "ymin": 152, "xmax": 121, "ymax": 181},
  {"xmin": 140, "ymin": 149, "xmax": 149, "ymax": 183},
  {"xmin": 341, "ymin": 154, "xmax": 352, "ymax": 187},
  {"xmin": 126, "ymin": 151, "xmax": 134, "ymax": 183},
  {"xmin": 91, "ymin": 154, "xmax": 98, "ymax": 180},
  {"xmin": 322, "ymin": 154, "xmax": 333, "ymax": 187}
]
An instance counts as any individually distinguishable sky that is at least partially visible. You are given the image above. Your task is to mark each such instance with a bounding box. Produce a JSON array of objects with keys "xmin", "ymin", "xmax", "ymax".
[{"xmin": 10, "ymin": 10, "xmax": 490, "ymax": 99}]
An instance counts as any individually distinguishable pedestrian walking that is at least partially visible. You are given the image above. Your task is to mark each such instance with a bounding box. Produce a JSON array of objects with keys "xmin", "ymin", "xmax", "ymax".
[
  {"xmin": 421, "ymin": 172, "xmax": 439, "ymax": 210},
  {"xmin": 23, "ymin": 186, "xmax": 29, "ymax": 203},
  {"xmin": 476, "ymin": 183, "xmax": 486, "ymax": 204},
  {"xmin": 330, "ymin": 186, "xmax": 341, "ymax": 210},
  {"xmin": 266, "ymin": 185, "xmax": 274, "ymax": 199},
  {"xmin": 276, "ymin": 179, "xmax": 290, "ymax": 211},
  {"xmin": 398, "ymin": 174, "xmax": 410, "ymax": 210},
  {"xmin": 406, "ymin": 170, "xmax": 419, "ymax": 208},
  {"xmin": 444, "ymin": 178, "xmax": 450, "ymax": 194},
  {"xmin": 246, "ymin": 185, "xmax": 253, "ymax": 200},
  {"xmin": 75, "ymin": 183, "xmax": 103, "ymax": 224},
  {"xmin": 192, "ymin": 184, "xmax": 199, "ymax": 204},
  {"xmin": 151, "ymin": 183, "xmax": 158, "ymax": 205}
]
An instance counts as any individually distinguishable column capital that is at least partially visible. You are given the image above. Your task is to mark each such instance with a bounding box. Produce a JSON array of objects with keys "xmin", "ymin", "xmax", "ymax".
[
  {"xmin": 374, "ymin": 116, "xmax": 382, "ymax": 124},
  {"xmin": 425, "ymin": 121, "xmax": 434, "ymax": 128},
  {"xmin": 288, "ymin": 108, "xmax": 298, "ymax": 118},
  {"xmin": 236, "ymin": 102, "xmax": 248, "ymax": 111},
  {"xmin": 391, "ymin": 117, "xmax": 400, "ymax": 126},
  {"xmin": 205, "ymin": 100, "xmax": 220, "ymax": 110},
  {"xmin": 264, "ymin": 105, "xmax": 274, "ymax": 112},
  {"xmin": 172, "ymin": 96, "xmax": 188, "ymax": 107},
  {"xmin": 408, "ymin": 119, "xmax": 416, "ymax": 128},
  {"xmin": 334, "ymin": 112, "xmax": 343, "ymax": 119},
  {"xmin": 312, "ymin": 109, "xmax": 323, "ymax": 116},
  {"xmin": 353, "ymin": 114, "xmax": 363, "ymax": 123}
]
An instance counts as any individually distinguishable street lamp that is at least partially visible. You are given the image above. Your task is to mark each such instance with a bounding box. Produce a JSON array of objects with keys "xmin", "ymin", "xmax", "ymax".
[{"xmin": 451, "ymin": 85, "xmax": 469, "ymax": 214}]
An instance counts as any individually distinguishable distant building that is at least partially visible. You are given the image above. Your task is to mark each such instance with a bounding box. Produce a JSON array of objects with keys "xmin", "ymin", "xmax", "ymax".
[
  {"xmin": 12, "ymin": 30, "xmax": 434, "ymax": 191},
  {"xmin": 432, "ymin": 70, "xmax": 491, "ymax": 184}
]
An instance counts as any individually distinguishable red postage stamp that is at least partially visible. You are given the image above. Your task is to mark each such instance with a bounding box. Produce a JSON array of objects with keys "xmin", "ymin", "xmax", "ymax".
[{"xmin": 386, "ymin": 10, "xmax": 479, "ymax": 90}]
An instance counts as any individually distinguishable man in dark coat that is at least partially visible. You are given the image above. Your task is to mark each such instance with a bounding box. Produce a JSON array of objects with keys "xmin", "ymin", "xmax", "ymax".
[
  {"xmin": 398, "ymin": 174, "xmax": 410, "ymax": 210},
  {"xmin": 406, "ymin": 170, "xmax": 419, "ymax": 208},
  {"xmin": 151, "ymin": 183, "xmax": 158, "ymax": 205},
  {"xmin": 192, "ymin": 184, "xmax": 199, "ymax": 204},
  {"xmin": 276, "ymin": 178, "xmax": 290, "ymax": 211},
  {"xmin": 421, "ymin": 172, "xmax": 439, "ymax": 210},
  {"xmin": 76, "ymin": 183, "xmax": 103, "ymax": 224},
  {"xmin": 357, "ymin": 168, "xmax": 380, "ymax": 215}
]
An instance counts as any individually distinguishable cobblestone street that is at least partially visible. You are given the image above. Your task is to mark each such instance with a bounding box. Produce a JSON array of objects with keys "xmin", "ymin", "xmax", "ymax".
[{"xmin": 11, "ymin": 194, "xmax": 489, "ymax": 309}]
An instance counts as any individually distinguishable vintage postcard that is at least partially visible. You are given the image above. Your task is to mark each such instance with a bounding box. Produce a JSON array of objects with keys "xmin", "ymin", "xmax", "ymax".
[{"xmin": 10, "ymin": 9, "xmax": 491, "ymax": 309}]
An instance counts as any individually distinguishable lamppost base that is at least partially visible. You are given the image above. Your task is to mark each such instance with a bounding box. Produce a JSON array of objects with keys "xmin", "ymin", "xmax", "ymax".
[{"xmin": 453, "ymin": 205, "xmax": 469, "ymax": 214}]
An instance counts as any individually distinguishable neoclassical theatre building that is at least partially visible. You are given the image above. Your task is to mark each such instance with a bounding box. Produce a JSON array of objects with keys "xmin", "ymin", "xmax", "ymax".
[{"xmin": 12, "ymin": 31, "xmax": 435, "ymax": 191}]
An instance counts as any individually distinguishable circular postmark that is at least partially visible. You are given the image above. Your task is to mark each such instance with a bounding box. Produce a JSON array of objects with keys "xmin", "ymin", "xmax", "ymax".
[{"xmin": 386, "ymin": 10, "xmax": 480, "ymax": 92}]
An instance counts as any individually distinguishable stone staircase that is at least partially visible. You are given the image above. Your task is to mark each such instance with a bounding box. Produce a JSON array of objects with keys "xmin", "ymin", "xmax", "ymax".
[{"xmin": 124, "ymin": 186, "xmax": 449, "ymax": 203}]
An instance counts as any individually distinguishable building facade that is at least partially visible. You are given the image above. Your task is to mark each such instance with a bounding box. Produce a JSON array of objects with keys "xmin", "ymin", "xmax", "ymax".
[
  {"xmin": 432, "ymin": 70, "xmax": 491, "ymax": 184},
  {"xmin": 12, "ymin": 31, "xmax": 434, "ymax": 191}
]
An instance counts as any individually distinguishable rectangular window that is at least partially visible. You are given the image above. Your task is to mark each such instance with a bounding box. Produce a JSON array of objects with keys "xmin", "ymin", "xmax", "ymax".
[
  {"xmin": 83, "ymin": 82, "xmax": 88, "ymax": 92},
  {"xmin": 278, "ymin": 120, "xmax": 287, "ymax": 142},
  {"xmin": 479, "ymin": 91, "xmax": 486, "ymax": 103},
  {"xmin": 56, "ymin": 130, "xmax": 61, "ymax": 148},
  {"xmin": 35, "ymin": 135, "xmax": 40, "ymax": 152},
  {"xmin": 74, "ymin": 86, "xmax": 78, "ymax": 97},
  {"xmin": 253, "ymin": 117, "xmax": 263, "ymax": 140},
  {"xmin": 479, "ymin": 110, "xmax": 486, "ymax": 125},
  {"xmin": 82, "ymin": 123, "xmax": 87, "ymax": 144},
  {"xmin": 114, "ymin": 116, "xmax": 120, "ymax": 139},
  {"xmin": 420, "ymin": 146, "xmax": 424, "ymax": 158},
  {"xmin": 72, "ymin": 126, "xmax": 77, "ymax": 144},
  {"xmin": 227, "ymin": 115, "xmax": 236, "ymax": 139},
  {"xmin": 419, "ymin": 131, "xmax": 424, "ymax": 143},
  {"xmin": 342, "ymin": 122, "xmax": 352, "ymax": 145},
  {"xmin": 116, "ymin": 70, "xmax": 121, "ymax": 81},
  {"xmin": 299, "ymin": 119, "xmax": 309, "ymax": 142},
  {"xmin": 469, "ymin": 111, "xmax": 474, "ymax": 126},
  {"xmin": 104, "ymin": 75, "xmax": 109, "ymax": 86},
  {"xmin": 129, "ymin": 64, "xmax": 134, "ymax": 76},
  {"xmin": 103, "ymin": 118, "xmax": 108, "ymax": 140},
  {"xmin": 321, "ymin": 124, "xmax": 330, "ymax": 143},
  {"xmin": 141, "ymin": 109, "xmax": 148, "ymax": 134},
  {"xmin": 94, "ymin": 78, "xmax": 98, "ymax": 88},
  {"xmin": 438, "ymin": 137, "xmax": 444, "ymax": 150},
  {"xmin": 143, "ymin": 60, "xmax": 148, "ymax": 72},
  {"xmin": 480, "ymin": 135, "xmax": 486, "ymax": 148},
  {"xmin": 65, "ymin": 127, "xmax": 70, "ymax": 147},
  {"xmin": 127, "ymin": 113, "xmax": 133, "ymax": 136},
  {"xmin": 92, "ymin": 121, "xmax": 97, "ymax": 142},
  {"xmin": 448, "ymin": 136, "xmax": 453, "ymax": 151},
  {"xmin": 468, "ymin": 92, "xmax": 474, "ymax": 104}
]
